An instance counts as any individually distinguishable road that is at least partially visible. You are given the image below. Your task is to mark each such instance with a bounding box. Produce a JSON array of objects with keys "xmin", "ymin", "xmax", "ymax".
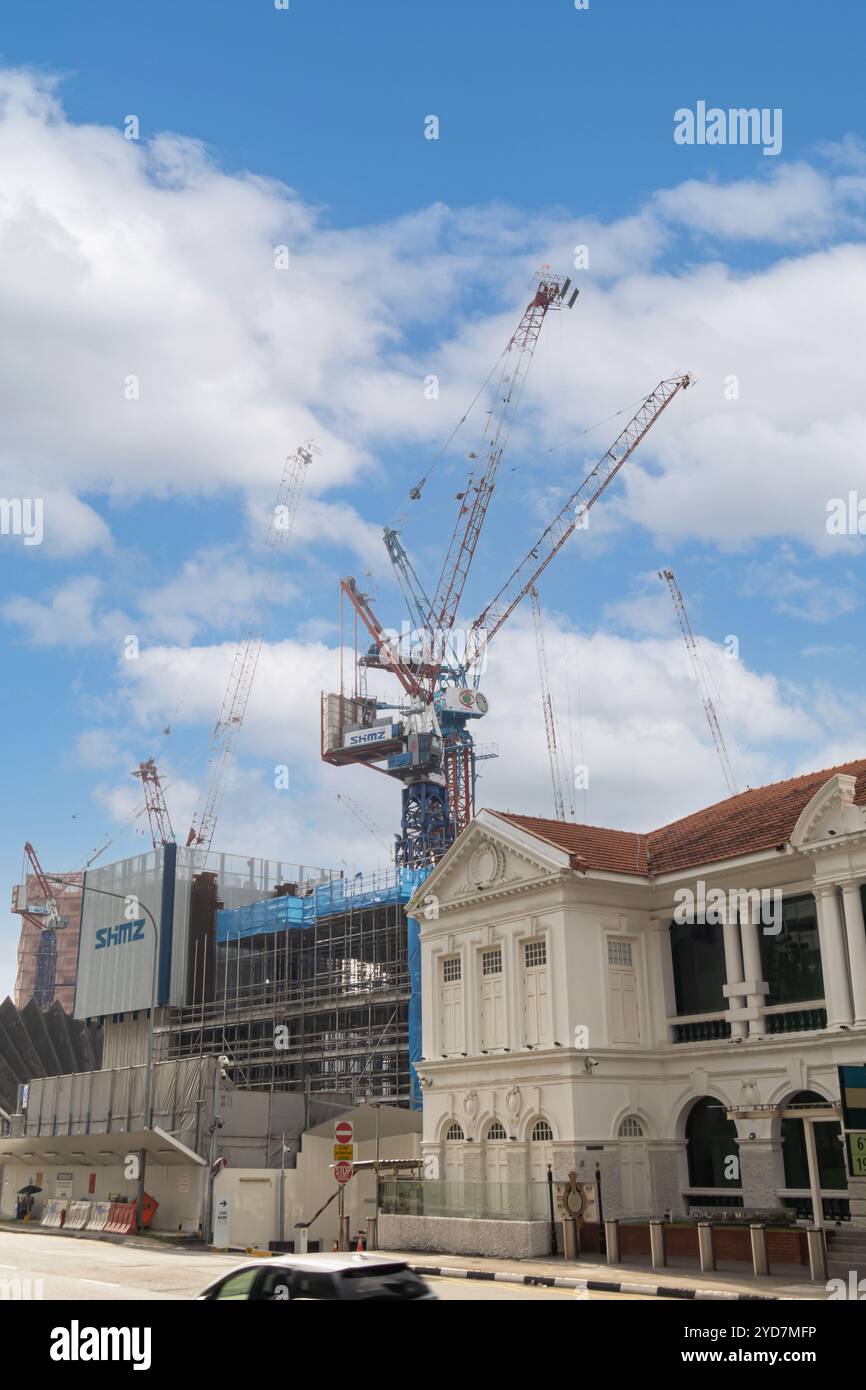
[{"xmin": 0, "ymin": 1230, "xmax": 660, "ymax": 1300}]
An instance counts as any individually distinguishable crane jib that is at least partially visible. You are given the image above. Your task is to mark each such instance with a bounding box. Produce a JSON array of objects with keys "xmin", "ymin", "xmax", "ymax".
[{"xmin": 463, "ymin": 374, "xmax": 692, "ymax": 669}]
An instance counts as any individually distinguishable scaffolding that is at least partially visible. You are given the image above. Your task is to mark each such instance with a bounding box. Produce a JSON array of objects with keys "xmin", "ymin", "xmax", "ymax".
[{"xmin": 163, "ymin": 868, "xmax": 427, "ymax": 1105}]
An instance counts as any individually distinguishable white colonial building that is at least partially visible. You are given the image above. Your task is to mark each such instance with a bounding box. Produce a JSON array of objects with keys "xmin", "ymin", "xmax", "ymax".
[{"xmin": 409, "ymin": 761, "xmax": 866, "ymax": 1229}]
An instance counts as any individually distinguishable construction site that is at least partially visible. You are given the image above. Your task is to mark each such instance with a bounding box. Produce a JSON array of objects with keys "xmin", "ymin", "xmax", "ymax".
[{"xmin": 6, "ymin": 271, "xmax": 700, "ymax": 1115}]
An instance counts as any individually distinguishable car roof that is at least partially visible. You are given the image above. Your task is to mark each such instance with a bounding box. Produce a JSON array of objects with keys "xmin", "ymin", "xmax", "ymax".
[{"xmin": 224, "ymin": 1254, "xmax": 410, "ymax": 1274}]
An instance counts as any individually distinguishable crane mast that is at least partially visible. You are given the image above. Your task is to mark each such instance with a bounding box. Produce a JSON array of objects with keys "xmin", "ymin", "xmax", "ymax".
[
  {"xmin": 187, "ymin": 441, "xmax": 316, "ymax": 854},
  {"xmin": 529, "ymin": 585, "xmax": 567, "ymax": 821},
  {"xmin": 659, "ymin": 568, "xmax": 739, "ymax": 797}
]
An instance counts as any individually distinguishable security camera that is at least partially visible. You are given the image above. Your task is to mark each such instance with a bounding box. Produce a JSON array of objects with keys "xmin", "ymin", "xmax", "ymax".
[
  {"xmin": 218, "ymin": 1055, "xmax": 230, "ymax": 1068},
  {"xmin": 582, "ymin": 1056, "xmax": 599, "ymax": 1074}
]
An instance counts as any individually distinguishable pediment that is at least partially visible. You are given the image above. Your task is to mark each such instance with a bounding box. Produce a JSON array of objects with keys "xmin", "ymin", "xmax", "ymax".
[
  {"xmin": 410, "ymin": 812, "xmax": 569, "ymax": 919},
  {"xmin": 789, "ymin": 773, "xmax": 866, "ymax": 851}
]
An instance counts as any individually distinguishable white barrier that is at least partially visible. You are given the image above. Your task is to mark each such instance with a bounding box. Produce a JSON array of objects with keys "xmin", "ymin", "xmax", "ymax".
[
  {"xmin": 64, "ymin": 1200, "xmax": 92, "ymax": 1230},
  {"xmin": 40, "ymin": 1199, "xmax": 69, "ymax": 1229},
  {"xmin": 86, "ymin": 1201, "xmax": 112, "ymax": 1232}
]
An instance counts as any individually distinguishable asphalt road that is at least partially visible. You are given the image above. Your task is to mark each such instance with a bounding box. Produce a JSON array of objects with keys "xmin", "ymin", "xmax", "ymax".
[{"xmin": 0, "ymin": 1229, "xmax": 660, "ymax": 1301}]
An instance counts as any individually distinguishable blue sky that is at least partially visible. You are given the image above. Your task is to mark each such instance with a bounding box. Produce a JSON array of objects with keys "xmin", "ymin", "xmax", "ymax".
[{"xmin": 2, "ymin": 0, "xmax": 866, "ymax": 995}]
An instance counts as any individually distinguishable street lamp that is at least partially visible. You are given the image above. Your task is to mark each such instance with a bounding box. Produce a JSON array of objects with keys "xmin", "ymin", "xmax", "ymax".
[{"xmin": 48, "ymin": 873, "xmax": 159, "ymax": 1234}]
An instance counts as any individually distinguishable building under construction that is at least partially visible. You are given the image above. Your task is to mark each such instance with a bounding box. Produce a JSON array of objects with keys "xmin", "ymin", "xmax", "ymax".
[{"xmin": 162, "ymin": 866, "xmax": 428, "ymax": 1105}]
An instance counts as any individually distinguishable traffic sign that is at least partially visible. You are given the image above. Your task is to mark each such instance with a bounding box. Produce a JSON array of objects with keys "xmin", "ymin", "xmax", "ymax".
[
  {"xmin": 334, "ymin": 1144, "xmax": 354, "ymax": 1162},
  {"xmin": 335, "ymin": 1121, "xmax": 353, "ymax": 1145},
  {"xmin": 334, "ymin": 1160, "xmax": 353, "ymax": 1184},
  {"xmin": 846, "ymin": 1131, "xmax": 866, "ymax": 1178}
]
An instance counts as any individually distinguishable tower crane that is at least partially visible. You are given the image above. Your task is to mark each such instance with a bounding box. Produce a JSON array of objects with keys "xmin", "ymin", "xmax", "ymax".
[
  {"xmin": 323, "ymin": 357, "xmax": 693, "ymax": 866},
  {"xmin": 528, "ymin": 585, "xmax": 567, "ymax": 821},
  {"xmin": 10, "ymin": 843, "xmax": 80, "ymax": 1009},
  {"xmin": 131, "ymin": 758, "xmax": 176, "ymax": 848},
  {"xmin": 659, "ymin": 568, "xmax": 739, "ymax": 797},
  {"xmin": 186, "ymin": 441, "xmax": 317, "ymax": 855}
]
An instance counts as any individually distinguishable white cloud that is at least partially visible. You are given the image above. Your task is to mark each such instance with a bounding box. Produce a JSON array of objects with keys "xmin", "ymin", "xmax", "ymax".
[
  {"xmin": 0, "ymin": 65, "xmax": 864, "ymax": 574},
  {"xmin": 2, "ymin": 576, "xmax": 128, "ymax": 648}
]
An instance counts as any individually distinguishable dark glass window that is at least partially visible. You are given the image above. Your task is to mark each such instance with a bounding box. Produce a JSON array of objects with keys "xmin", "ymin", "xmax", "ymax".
[
  {"xmin": 669, "ymin": 917, "xmax": 726, "ymax": 1016},
  {"xmin": 686, "ymin": 1096, "xmax": 740, "ymax": 1189},
  {"xmin": 781, "ymin": 1091, "xmax": 846, "ymax": 1191},
  {"xmin": 759, "ymin": 895, "xmax": 823, "ymax": 1006}
]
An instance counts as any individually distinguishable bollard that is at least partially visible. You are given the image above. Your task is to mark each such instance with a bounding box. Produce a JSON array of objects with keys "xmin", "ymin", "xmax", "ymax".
[
  {"xmin": 366, "ymin": 1216, "xmax": 378, "ymax": 1252},
  {"xmin": 649, "ymin": 1219, "xmax": 666, "ymax": 1269},
  {"xmin": 806, "ymin": 1226, "xmax": 827, "ymax": 1283},
  {"xmin": 296, "ymin": 1226, "xmax": 309, "ymax": 1255},
  {"xmin": 561, "ymin": 1216, "xmax": 578, "ymax": 1261},
  {"xmin": 338, "ymin": 1215, "xmax": 351, "ymax": 1252},
  {"xmin": 697, "ymin": 1221, "xmax": 715, "ymax": 1272},
  {"xmin": 750, "ymin": 1223, "xmax": 769, "ymax": 1277},
  {"xmin": 604, "ymin": 1218, "xmax": 619, "ymax": 1265}
]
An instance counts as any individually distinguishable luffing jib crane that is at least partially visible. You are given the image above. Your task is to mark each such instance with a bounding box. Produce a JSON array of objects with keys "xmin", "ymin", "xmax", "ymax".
[
  {"xmin": 529, "ymin": 584, "xmax": 567, "ymax": 822},
  {"xmin": 10, "ymin": 842, "xmax": 78, "ymax": 1009},
  {"xmin": 187, "ymin": 441, "xmax": 317, "ymax": 855},
  {"xmin": 322, "ymin": 268, "xmax": 692, "ymax": 866},
  {"xmin": 659, "ymin": 568, "xmax": 739, "ymax": 797},
  {"xmin": 131, "ymin": 758, "xmax": 176, "ymax": 848}
]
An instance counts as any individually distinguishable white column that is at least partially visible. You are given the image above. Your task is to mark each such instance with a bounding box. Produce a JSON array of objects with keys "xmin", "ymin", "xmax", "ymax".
[
  {"xmin": 840, "ymin": 882, "xmax": 866, "ymax": 1026},
  {"xmin": 803, "ymin": 1119, "xmax": 824, "ymax": 1231},
  {"xmin": 739, "ymin": 898, "xmax": 768, "ymax": 1036},
  {"xmin": 813, "ymin": 885, "xmax": 854, "ymax": 1028},
  {"xmin": 721, "ymin": 917, "xmax": 748, "ymax": 1038}
]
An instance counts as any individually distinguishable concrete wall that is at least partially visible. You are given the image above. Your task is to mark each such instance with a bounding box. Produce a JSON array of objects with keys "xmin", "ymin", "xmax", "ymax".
[
  {"xmin": 379, "ymin": 1213, "xmax": 552, "ymax": 1259},
  {"xmin": 212, "ymin": 1169, "xmax": 279, "ymax": 1250},
  {"xmin": 0, "ymin": 1158, "xmax": 205, "ymax": 1233}
]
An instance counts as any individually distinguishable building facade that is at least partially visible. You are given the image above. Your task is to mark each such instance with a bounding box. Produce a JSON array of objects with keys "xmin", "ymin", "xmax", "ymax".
[{"xmin": 411, "ymin": 761, "xmax": 866, "ymax": 1228}]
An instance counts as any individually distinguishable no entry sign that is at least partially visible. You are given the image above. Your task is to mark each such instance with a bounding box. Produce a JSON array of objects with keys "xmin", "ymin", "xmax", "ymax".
[
  {"xmin": 334, "ymin": 1160, "xmax": 353, "ymax": 1184},
  {"xmin": 335, "ymin": 1121, "xmax": 353, "ymax": 1145}
]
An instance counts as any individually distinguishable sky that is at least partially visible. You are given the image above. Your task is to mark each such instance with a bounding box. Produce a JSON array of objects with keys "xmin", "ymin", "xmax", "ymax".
[{"xmin": 2, "ymin": 0, "xmax": 866, "ymax": 997}]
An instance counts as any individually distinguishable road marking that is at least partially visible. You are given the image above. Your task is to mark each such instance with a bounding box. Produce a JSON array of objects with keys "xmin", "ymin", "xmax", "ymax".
[{"xmin": 78, "ymin": 1278, "xmax": 127, "ymax": 1289}]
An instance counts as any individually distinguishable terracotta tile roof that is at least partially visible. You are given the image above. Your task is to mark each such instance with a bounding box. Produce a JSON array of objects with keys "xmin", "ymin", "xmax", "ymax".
[{"xmin": 487, "ymin": 756, "xmax": 866, "ymax": 878}]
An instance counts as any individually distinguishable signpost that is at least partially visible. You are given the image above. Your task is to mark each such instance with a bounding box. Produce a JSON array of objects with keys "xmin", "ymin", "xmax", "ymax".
[{"xmin": 213, "ymin": 1195, "xmax": 231, "ymax": 1248}]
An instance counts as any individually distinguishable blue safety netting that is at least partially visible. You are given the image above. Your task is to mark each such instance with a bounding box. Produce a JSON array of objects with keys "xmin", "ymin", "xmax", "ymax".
[{"xmin": 216, "ymin": 866, "xmax": 431, "ymax": 942}]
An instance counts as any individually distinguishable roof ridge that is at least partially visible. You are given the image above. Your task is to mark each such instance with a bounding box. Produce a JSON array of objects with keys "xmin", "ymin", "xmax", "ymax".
[{"xmin": 645, "ymin": 755, "xmax": 866, "ymax": 841}]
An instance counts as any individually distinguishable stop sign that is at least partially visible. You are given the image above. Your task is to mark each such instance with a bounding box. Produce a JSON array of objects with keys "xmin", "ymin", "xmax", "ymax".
[
  {"xmin": 334, "ymin": 1160, "xmax": 353, "ymax": 1184},
  {"xmin": 335, "ymin": 1121, "xmax": 353, "ymax": 1145}
]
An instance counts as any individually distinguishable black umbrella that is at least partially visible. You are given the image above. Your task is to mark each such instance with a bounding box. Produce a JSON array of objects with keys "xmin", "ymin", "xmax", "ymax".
[{"xmin": 17, "ymin": 1184, "xmax": 41, "ymax": 1195}]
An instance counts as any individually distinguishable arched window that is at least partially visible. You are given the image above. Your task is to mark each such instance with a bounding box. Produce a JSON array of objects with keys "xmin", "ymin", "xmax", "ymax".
[
  {"xmin": 486, "ymin": 1120, "xmax": 507, "ymax": 1140},
  {"xmin": 686, "ymin": 1096, "xmax": 740, "ymax": 1189},
  {"xmin": 618, "ymin": 1116, "xmax": 645, "ymax": 1139},
  {"xmin": 781, "ymin": 1091, "xmax": 845, "ymax": 1191},
  {"xmin": 445, "ymin": 1122, "xmax": 464, "ymax": 1141},
  {"xmin": 531, "ymin": 1120, "xmax": 553, "ymax": 1142}
]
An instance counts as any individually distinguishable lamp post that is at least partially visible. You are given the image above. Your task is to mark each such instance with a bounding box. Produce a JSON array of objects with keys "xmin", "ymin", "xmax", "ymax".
[{"xmin": 49, "ymin": 873, "xmax": 159, "ymax": 1234}]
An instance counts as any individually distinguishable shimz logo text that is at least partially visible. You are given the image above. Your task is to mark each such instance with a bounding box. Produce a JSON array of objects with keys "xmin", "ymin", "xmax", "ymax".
[{"xmin": 95, "ymin": 919, "xmax": 146, "ymax": 950}]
